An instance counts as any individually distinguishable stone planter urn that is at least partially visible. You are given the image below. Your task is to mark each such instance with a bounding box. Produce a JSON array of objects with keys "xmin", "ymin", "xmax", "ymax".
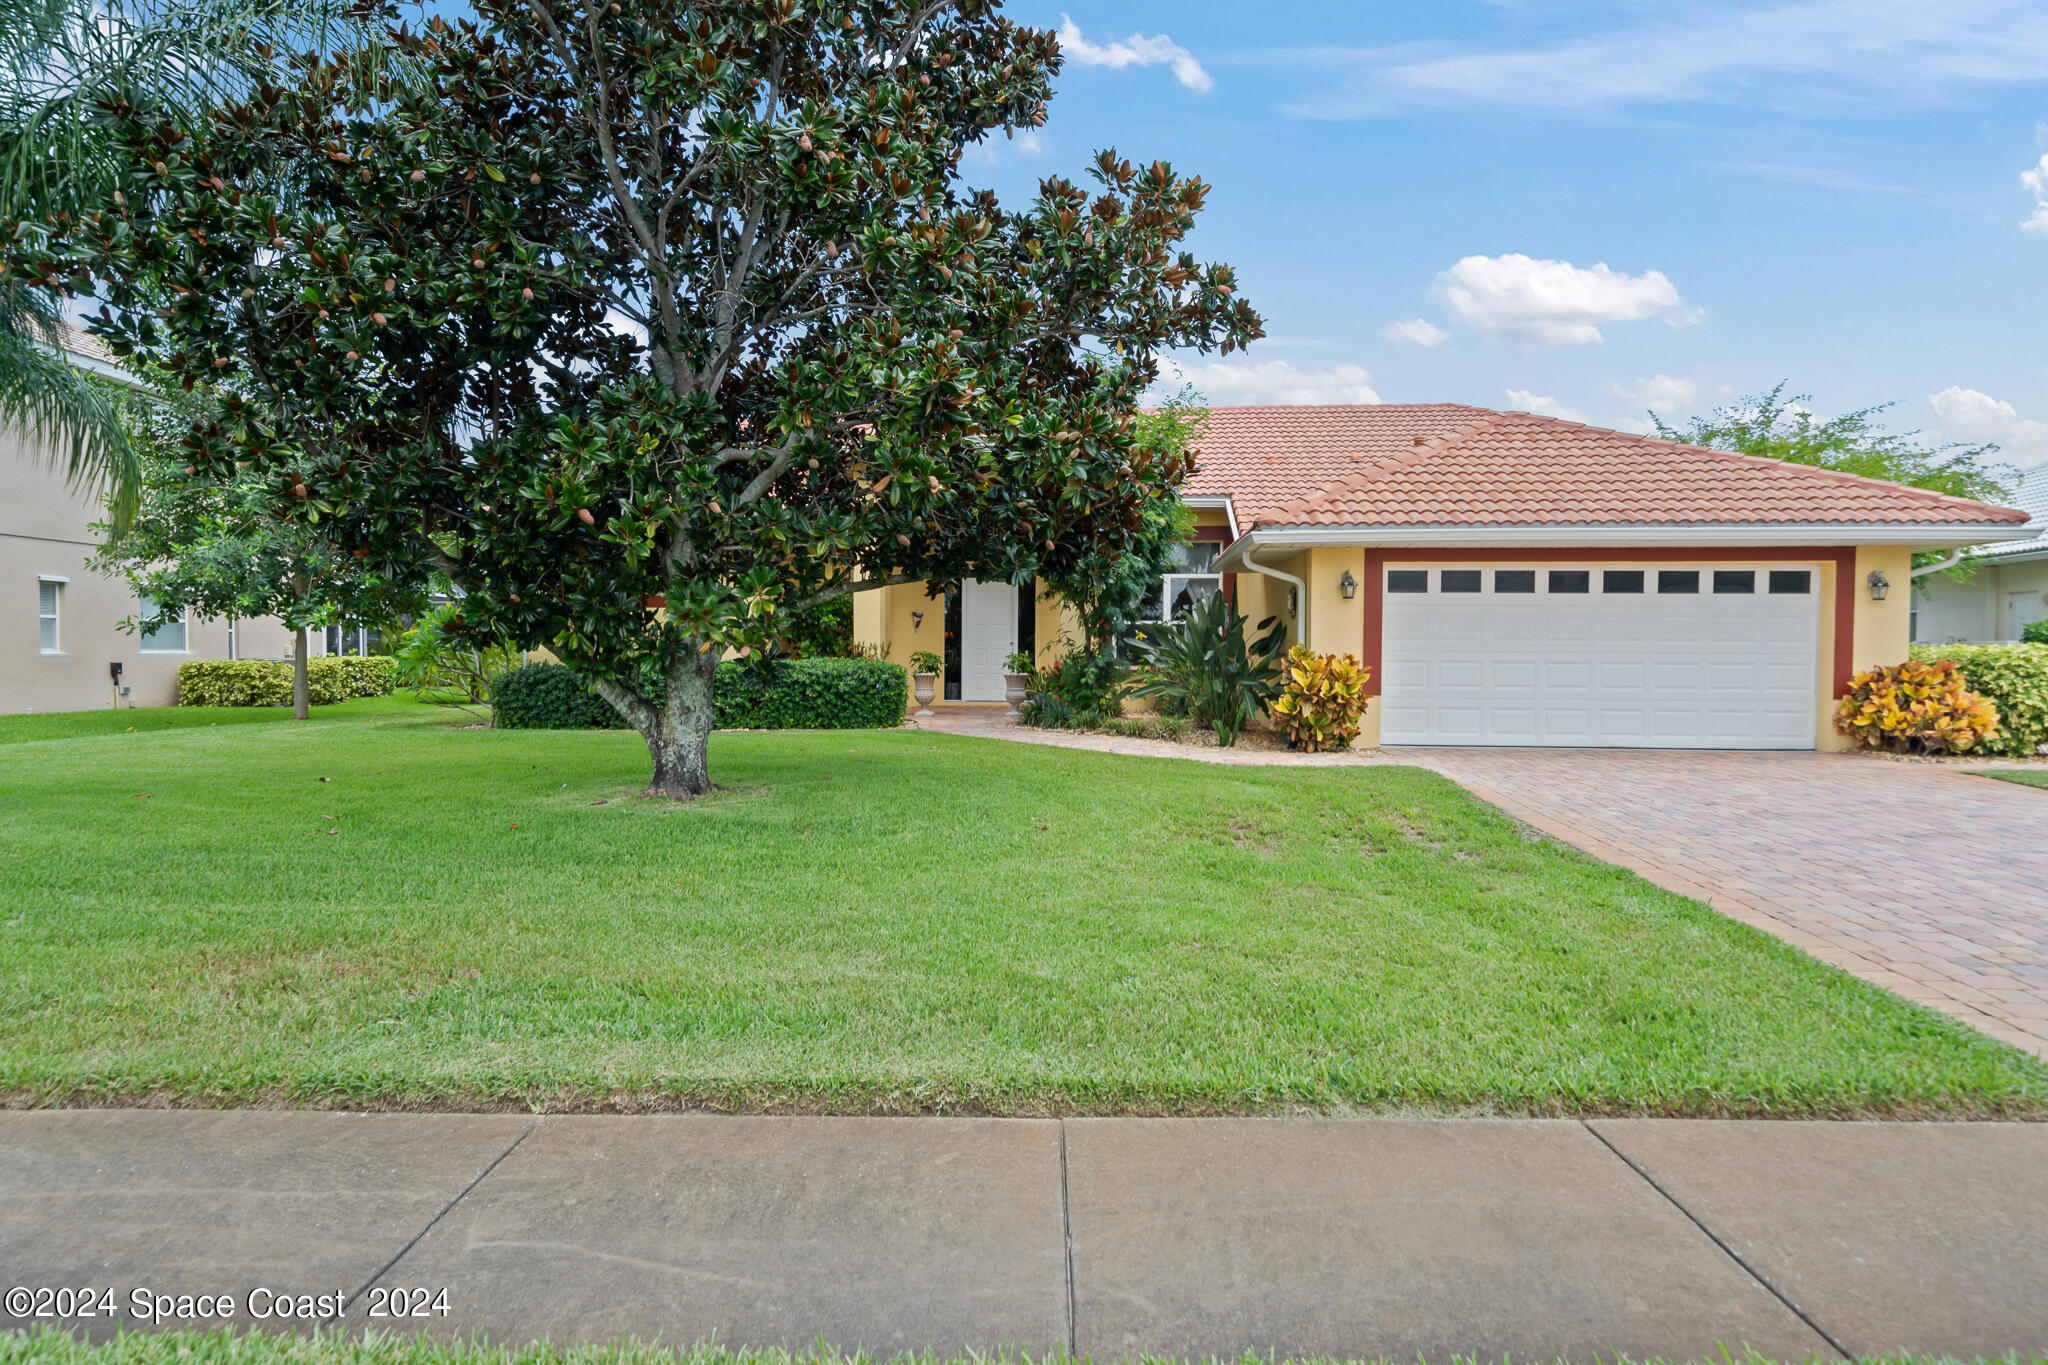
[
  {"xmin": 1002, "ymin": 672, "xmax": 1030, "ymax": 717},
  {"xmin": 912, "ymin": 673, "xmax": 937, "ymax": 717}
]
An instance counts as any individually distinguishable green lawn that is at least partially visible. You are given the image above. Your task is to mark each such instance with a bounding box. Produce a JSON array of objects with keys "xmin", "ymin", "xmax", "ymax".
[
  {"xmin": 2, "ymin": 699, "xmax": 2041, "ymax": 1116},
  {"xmin": 1977, "ymin": 769, "xmax": 2048, "ymax": 789},
  {"xmin": 6, "ymin": 1332, "xmax": 2040, "ymax": 1365}
]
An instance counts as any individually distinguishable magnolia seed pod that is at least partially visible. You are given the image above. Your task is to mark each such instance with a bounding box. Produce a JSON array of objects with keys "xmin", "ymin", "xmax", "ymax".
[
  {"xmin": 522, "ymin": 287, "xmax": 534, "ymax": 300},
  {"xmin": 529, "ymin": 171, "xmax": 541, "ymax": 184},
  {"xmin": 370, "ymin": 311, "xmax": 387, "ymax": 325},
  {"xmin": 576, "ymin": 507, "xmax": 595, "ymax": 525},
  {"xmin": 410, "ymin": 169, "xmax": 425, "ymax": 182}
]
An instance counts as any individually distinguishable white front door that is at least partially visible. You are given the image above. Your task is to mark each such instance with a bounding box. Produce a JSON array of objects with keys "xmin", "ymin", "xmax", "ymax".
[
  {"xmin": 960, "ymin": 578, "xmax": 1017, "ymax": 702},
  {"xmin": 2006, "ymin": 591, "xmax": 2043, "ymax": 640},
  {"xmin": 1380, "ymin": 563, "xmax": 1820, "ymax": 749}
]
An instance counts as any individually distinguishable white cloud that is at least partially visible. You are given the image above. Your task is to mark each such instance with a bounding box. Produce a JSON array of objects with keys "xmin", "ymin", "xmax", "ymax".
[
  {"xmin": 1279, "ymin": 0, "xmax": 2048, "ymax": 117},
  {"xmin": 2020, "ymin": 153, "xmax": 2048, "ymax": 234},
  {"xmin": 1929, "ymin": 386, "xmax": 2048, "ymax": 467},
  {"xmin": 1437, "ymin": 254, "xmax": 1694, "ymax": 347},
  {"xmin": 1381, "ymin": 317, "xmax": 1450, "ymax": 347},
  {"xmin": 1155, "ymin": 358, "xmax": 1381, "ymax": 406},
  {"xmin": 1612, "ymin": 374, "xmax": 1700, "ymax": 413},
  {"xmin": 1505, "ymin": 389, "xmax": 1590, "ymax": 424},
  {"xmin": 1058, "ymin": 15, "xmax": 1212, "ymax": 93},
  {"xmin": 964, "ymin": 129, "xmax": 1045, "ymax": 166}
]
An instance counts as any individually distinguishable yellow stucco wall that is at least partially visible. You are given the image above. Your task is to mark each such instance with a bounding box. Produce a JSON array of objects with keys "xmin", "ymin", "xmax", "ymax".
[{"xmin": 845, "ymin": 536, "xmax": 1922, "ymax": 752}]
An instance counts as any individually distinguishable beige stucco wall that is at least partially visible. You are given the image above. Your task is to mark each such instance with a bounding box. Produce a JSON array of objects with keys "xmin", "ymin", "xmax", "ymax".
[
  {"xmin": 2, "ymin": 431, "xmax": 294, "ymax": 713},
  {"xmin": 1912, "ymin": 555, "xmax": 2048, "ymax": 643}
]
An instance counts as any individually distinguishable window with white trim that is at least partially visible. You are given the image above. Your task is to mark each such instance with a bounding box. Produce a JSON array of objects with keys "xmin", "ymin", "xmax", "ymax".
[
  {"xmin": 1159, "ymin": 541, "xmax": 1222, "ymax": 619},
  {"xmin": 139, "ymin": 594, "xmax": 188, "ymax": 653},
  {"xmin": 38, "ymin": 580, "xmax": 61, "ymax": 653}
]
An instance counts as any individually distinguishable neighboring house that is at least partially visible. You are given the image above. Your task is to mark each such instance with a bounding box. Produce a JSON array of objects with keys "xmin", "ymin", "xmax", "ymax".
[
  {"xmin": 1909, "ymin": 464, "xmax": 2048, "ymax": 644},
  {"xmin": 1, "ymin": 326, "xmax": 295, "ymax": 713},
  {"xmin": 855, "ymin": 404, "xmax": 2038, "ymax": 750}
]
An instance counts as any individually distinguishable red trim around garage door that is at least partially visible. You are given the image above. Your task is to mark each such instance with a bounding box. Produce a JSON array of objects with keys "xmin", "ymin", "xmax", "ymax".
[{"xmin": 1355, "ymin": 546, "xmax": 1858, "ymax": 698}]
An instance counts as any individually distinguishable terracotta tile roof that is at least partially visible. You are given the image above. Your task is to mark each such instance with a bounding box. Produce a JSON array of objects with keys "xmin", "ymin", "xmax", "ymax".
[
  {"xmin": 1183, "ymin": 404, "xmax": 1496, "ymax": 522},
  {"xmin": 1184, "ymin": 405, "xmax": 2030, "ymax": 529}
]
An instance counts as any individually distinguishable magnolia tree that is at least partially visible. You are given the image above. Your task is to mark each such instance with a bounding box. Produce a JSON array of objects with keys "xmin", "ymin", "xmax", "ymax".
[{"xmin": 49, "ymin": 0, "xmax": 1262, "ymax": 795}]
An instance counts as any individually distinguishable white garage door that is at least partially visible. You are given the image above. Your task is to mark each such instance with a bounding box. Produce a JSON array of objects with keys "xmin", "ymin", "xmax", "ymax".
[{"xmin": 1380, "ymin": 564, "xmax": 1819, "ymax": 748}]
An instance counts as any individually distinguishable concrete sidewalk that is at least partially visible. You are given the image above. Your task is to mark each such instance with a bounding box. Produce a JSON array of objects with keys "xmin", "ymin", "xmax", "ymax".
[{"xmin": 4, "ymin": 1114, "xmax": 2045, "ymax": 1361}]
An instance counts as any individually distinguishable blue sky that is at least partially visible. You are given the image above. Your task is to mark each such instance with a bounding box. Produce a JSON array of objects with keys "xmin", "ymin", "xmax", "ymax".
[{"xmin": 964, "ymin": 1, "xmax": 2048, "ymax": 474}]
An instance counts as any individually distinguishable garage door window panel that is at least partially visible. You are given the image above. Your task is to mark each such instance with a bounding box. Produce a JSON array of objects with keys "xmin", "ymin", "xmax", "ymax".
[{"xmin": 1603, "ymin": 570, "xmax": 1645, "ymax": 594}]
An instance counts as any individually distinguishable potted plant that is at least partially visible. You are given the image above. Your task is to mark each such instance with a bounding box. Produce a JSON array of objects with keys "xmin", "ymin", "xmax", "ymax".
[
  {"xmin": 1001, "ymin": 649, "xmax": 1034, "ymax": 716},
  {"xmin": 908, "ymin": 650, "xmax": 944, "ymax": 717}
]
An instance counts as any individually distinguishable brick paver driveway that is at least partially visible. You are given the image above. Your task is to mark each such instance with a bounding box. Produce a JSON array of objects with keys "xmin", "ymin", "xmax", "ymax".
[{"xmin": 1397, "ymin": 749, "xmax": 2048, "ymax": 1058}]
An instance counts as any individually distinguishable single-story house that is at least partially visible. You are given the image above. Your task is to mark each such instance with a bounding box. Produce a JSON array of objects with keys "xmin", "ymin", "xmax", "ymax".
[
  {"xmin": 2, "ymin": 325, "xmax": 297, "ymax": 713},
  {"xmin": 853, "ymin": 404, "xmax": 2040, "ymax": 751},
  {"xmin": 1907, "ymin": 464, "xmax": 2047, "ymax": 644}
]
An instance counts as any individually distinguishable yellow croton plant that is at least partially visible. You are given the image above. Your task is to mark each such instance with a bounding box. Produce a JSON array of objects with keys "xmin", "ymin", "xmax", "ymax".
[
  {"xmin": 1836, "ymin": 658, "xmax": 2000, "ymax": 755},
  {"xmin": 1271, "ymin": 645, "xmax": 1373, "ymax": 753}
]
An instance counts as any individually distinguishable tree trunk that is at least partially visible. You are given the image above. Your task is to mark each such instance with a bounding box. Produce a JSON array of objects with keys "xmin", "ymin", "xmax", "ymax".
[
  {"xmin": 292, "ymin": 626, "xmax": 310, "ymax": 721},
  {"xmin": 593, "ymin": 653, "xmax": 719, "ymax": 800}
]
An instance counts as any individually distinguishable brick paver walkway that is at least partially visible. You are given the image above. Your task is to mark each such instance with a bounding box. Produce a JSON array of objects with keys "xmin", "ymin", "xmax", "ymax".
[
  {"xmin": 913, "ymin": 708, "xmax": 2048, "ymax": 1058},
  {"xmin": 1382, "ymin": 749, "xmax": 2048, "ymax": 1058}
]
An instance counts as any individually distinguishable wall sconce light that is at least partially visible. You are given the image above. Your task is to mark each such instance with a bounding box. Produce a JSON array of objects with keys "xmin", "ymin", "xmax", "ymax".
[
  {"xmin": 1338, "ymin": 569, "xmax": 1358, "ymax": 600},
  {"xmin": 911, "ymin": 610, "xmax": 925, "ymax": 630},
  {"xmin": 1287, "ymin": 586, "xmax": 1299, "ymax": 619},
  {"xmin": 1866, "ymin": 570, "xmax": 1890, "ymax": 602}
]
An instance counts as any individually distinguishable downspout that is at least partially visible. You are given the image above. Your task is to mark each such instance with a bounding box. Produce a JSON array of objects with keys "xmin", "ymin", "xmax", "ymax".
[
  {"xmin": 1910, "ymin": 549, "xmax": 1964, "ymax": 578},
  {"xmin": 1239, "ymin": 544, "xmax": 1308, "ymax": 644}
]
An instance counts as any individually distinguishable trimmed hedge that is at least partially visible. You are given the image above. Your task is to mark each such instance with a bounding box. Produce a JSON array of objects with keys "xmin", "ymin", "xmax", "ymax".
[
  {"xmin": 489, "ymin": 658, "xmax": 907, "ymax": 731},
  {"xmin": 1908, "ymin": 642, "xmax": 2048, "ymax": 756},
  {"xmin": 490, "ymin": 662, "xmax": 624, "ymax": 730},
  {"xmin": 715, "ymin": 656, "xmax": 907, "ymax": 730},
  {"xmin": 177, "ymin": 656, "xmax": 398, "ymax": 707}
]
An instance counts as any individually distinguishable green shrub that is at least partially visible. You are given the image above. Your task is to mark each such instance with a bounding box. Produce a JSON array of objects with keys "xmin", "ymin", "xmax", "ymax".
[
  {"xmin": 490, "ymin": 663, "xmax": 625, "ymax": 729},
  {"xmin": 319, "ymin": 654, "xmax": 399, "ymax": 698},
  {"xmin": 490, "ymin": 658, "xmax": 907, "ymax": 730},
  {"xmin": 177, "ymin": 656, "xmax": 396, "ymax": 707},
  {"xmin": 1909, "ymin": 642, "xmax": 2048, "ymax": 756},
  {"xmin": 1127, "ymin": 591, "xmax": 1287, "ymax": 746},
  {"xmin": 1020, "ymin": 645, "xmax": 1130, "ymax": 729},
  {"xmin": 2024, "ymin": 619, "xmax": 2048, "ymax": 645},
  {"xmin": 715, "ymin": 657, "xmax": 907, "ymax": 729}
]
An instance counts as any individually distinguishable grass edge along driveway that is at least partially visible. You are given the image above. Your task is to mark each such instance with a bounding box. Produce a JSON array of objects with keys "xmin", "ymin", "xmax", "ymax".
[
  {"xmin": 3, "ymin": 699, "xmax": 2043, "ymax": 1118},
  {"xmin": 9, "ymin": 1329, "xmax": 2048, "ymax": 1365}
]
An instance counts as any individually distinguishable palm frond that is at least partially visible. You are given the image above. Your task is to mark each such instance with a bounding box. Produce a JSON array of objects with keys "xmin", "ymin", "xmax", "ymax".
[
  {"xmin": 0, "ymin": 0, "xmax": 415, "ymax": 511},
  {"xmin": 0, "ymin": 285, "xmax": 141, "ymax": 525}
]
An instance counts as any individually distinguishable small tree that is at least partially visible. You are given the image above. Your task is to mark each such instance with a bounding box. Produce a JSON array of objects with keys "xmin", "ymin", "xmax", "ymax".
[
  {"xmin": 92, "ymin": 400, "xmax": 402, "ymax": 717},
  {"xmin": 53, "ymin": 0, "xmax": 1262, "ymax": 796}
]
